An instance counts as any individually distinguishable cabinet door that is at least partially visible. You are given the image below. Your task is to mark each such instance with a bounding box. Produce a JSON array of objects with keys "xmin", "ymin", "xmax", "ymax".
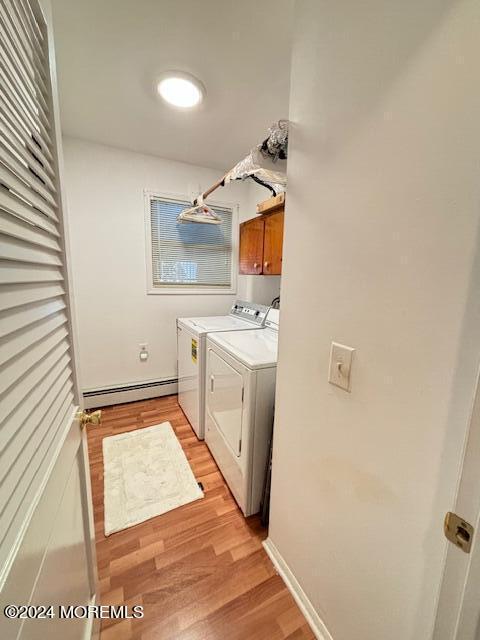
[
  {"xmin": 239, "ymin": 218, "xmax": 264, "ymax": 274},
  {"xmin": 263, "ymin": 210, "xmax": 284, "ymax": 275}
]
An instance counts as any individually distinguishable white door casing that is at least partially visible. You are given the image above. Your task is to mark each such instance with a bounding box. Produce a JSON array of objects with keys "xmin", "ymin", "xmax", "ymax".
[{"xmin": 0, "ymin": 1, "xmax": 98, "ymax": 639}]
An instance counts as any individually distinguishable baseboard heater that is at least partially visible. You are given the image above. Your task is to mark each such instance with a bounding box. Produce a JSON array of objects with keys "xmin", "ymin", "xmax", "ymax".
[{"xmin": 83, "ymin": 378, "xmax": 178, "ymax": 409}]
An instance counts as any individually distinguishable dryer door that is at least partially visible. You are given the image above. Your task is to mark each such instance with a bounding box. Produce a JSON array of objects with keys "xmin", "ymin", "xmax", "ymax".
[{"xmin": 207, "ymin": 349, "xmax": 244, "ymax": 456}]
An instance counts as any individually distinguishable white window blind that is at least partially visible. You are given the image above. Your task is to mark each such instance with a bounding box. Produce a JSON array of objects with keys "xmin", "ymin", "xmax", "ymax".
[
  {"xmin": 0, "ymin": 0, "xmax": 76, "ymax": 582},
  {"xmin": 149, "ymin": 196, "xmax": 233, "ymax": 289}
]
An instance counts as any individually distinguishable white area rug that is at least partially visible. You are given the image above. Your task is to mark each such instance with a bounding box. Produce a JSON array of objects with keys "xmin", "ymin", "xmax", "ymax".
[{"xmin": 103, "ymin": 421, "xmax": 203, "ymax": 536}]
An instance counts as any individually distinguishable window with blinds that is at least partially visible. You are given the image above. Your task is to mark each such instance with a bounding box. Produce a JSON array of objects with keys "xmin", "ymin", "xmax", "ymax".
[
  {"xmin": 0, "ymin": 0, "xmax": 76, "ymax": 581},
  {"xmin": 148, "ymin": 195, "xmax": 235, "ymax": 292}
]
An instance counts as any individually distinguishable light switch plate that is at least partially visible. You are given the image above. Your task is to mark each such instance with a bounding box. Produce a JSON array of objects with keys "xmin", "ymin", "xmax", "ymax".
[{"xmin": 328, "ymin": 342, "xmax": 355, "ymax": 391}]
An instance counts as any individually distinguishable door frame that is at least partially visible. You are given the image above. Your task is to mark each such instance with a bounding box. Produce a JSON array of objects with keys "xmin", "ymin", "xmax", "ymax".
[{"xmin": 434, "ymin": 366, "xmax": 480, "ymax": 639}]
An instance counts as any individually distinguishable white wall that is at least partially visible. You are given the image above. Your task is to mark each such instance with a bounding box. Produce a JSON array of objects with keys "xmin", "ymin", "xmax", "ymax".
[
  {"xmin": 63, "ymin": 137, "xmax": 280, "ymax": 392},
  {"xmin": 269, "ymin": 2, "xmax": 480, "ymax": 640}
]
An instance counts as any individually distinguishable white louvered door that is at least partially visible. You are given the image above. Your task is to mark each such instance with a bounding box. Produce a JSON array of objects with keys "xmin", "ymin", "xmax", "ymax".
[{"xmin": 0, "ymin": 1, "xmax": 98, "ymax": 639}]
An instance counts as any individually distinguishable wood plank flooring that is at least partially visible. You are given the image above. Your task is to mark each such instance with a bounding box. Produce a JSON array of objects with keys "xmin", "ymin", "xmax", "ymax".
[{"xmin": 87, "ymin": 396, "xmax": 314, "ymax": 640}]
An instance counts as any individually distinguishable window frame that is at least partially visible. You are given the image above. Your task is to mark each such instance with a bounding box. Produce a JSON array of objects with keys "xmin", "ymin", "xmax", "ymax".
[{"xmin": 144, "ymin": 190, "xmax": 239, "ymax": 295}]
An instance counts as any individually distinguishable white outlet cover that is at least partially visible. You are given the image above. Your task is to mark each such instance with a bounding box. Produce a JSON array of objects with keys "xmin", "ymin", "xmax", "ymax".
[{"xmin": 328, "ymin": 342, "xmax": 355, "ymax": 391}]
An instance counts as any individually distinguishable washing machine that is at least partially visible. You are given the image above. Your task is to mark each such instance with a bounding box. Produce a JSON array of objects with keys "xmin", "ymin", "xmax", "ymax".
[
  {"xmin": 177, "ymin": 301, "xmax": 269, "ymax": 439},
  {"xmin": 204, "ymin": 308, "xmax": 279, "ymax": 516}
]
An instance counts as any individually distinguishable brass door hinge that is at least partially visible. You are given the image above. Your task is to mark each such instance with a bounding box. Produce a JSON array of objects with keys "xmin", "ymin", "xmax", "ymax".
[
  {"xmin": 444, "ymin": 512, "xmax": 474, "ymax": 554},
  {"xmin": 76, "ymin": 409, "xmax": 102, "ymax": 428}
]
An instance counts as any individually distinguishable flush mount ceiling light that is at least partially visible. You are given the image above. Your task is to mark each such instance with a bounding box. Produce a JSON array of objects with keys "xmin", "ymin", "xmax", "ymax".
[{"xmin": 156, "ymin": 72, "xmax": 205, "ymax": 109}]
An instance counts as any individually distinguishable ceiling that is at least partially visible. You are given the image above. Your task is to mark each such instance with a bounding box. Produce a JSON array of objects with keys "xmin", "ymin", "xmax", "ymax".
[{"xmin": 51, "ymin": 0, "xmax": 294, "ymax": 170}]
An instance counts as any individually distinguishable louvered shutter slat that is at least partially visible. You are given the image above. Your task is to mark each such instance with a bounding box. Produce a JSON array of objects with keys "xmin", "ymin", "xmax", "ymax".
[
  {"xmin": 0, "ymin": 0, "xmax": 76, "ymax": 580},
  {"xmin": 0, "ymin": 109, "xmax": 55, "ymax": 189},
  {"xmin": 0, "ymin": 324, "xmax": 68, "ymax": 395},
  {"xmin": 0, "ymin": 295, "xmax": 65, "ymax": 337},
  {"xmin": 0, "ymin": 363, "xmax": 71, "ymax": 463},
  {"xmin": 0, "ymin": 94, "xmax": 52, "ymax": 166},
  {"xmin": 19, "ymin": 0, "xmax": 44, "ymax": 46},
  {"xmin": 0, "ymin": 6, "xmax": 50, "ymax": 117},
  {"xmin": 2, "ymin": 0, "xmax": 47, "ymax": 66},
  {"xmin": 0, "ymin": 64, "xmax": 51, "ymax": 149},
  {"xmin": 1, "ymin": 0, "xmax": 48, "ymax": 79},
  {"xmin": 0, "ymin": 20, "xmax": 50, "ymax": 126},
  {"xmin": 0, "ymin": 309, "xmax": 67, "ymax": 365},
  {"xmin": 0, "ymin": 163, "xmax": 57, "ymax": 221},
  {"xmin": 0, "ymin": 234, "xmax": 61, "ymax": 265},
  {"xmin": 0, "ymin": 340, "xmax": 69, "ymax": 417},
  {"xmin": 0, "ymin": 98, "xmax": 54, "ymax": 177},
  {"xmin": 0, "ymin": 260, "xmax": 63, "ymax": 284},
  {"xmin": 0, "ymin": 130, "xmax": 56, "ymax": 206},
  {"xmin": 0, "ymin": 189, "xmax": 59, "ymax": 235},
  {"xmin": 0, "ymin": 282, "xmax": 64, "ymax": 311},
  {"xmin": 0, "ymin": 209, "xmax": 61, "ymax": 250}
]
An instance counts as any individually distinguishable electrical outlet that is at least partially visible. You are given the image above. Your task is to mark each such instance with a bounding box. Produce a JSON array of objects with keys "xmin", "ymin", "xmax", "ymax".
[{"xmin": 139, "ymin": 343, "xmax": 148, "ymax": 361}]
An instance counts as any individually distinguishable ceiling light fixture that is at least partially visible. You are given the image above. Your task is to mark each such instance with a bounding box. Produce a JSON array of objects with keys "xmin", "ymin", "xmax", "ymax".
[{"xmin": 156, "ymin": 72, "xmax": 205, "ymax": 109}]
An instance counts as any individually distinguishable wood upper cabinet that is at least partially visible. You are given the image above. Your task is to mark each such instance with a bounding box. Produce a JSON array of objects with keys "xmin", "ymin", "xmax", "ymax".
[
  {"xmin": 263, "ymin": 211, "xmax": 284, "ymax": 275},
  {"xmin": 239, "ymin": 204, "xmax": 284, "ymax": 276},
  {"xmin": 239, "ymin": 217, "xmax": 265, "ymax": 274}
]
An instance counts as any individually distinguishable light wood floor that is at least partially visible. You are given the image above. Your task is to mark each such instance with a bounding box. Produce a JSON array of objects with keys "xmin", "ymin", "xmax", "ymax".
[{"xmin": 87, "ymin": 395, "xmax": 314, "ymax": 640}]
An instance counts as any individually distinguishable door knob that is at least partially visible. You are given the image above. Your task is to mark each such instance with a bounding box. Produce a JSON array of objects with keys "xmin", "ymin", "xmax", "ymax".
[
  {"xmin": 444, "ymin": 511, "xmax": 474, "ymax": 553},
  {"xmin": 76, "ymin": 409, "xmax": 102, "ymax": 428}
]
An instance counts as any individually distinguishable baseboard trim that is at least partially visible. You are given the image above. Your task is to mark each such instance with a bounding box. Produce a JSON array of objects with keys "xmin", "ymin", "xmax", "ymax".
[
  {"xmin": 83, "ymin": 378, "xmax": 178, "ymax": 409},
  {"xmin": 263, "ymin": 538, "xmax": 333, "ymax": 640}
]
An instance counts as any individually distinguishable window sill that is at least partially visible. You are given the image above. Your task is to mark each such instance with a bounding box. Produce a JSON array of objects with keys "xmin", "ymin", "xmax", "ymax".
[{"xmin": 147, "ymin": 287, "xmax": 237, "ymax": 296}]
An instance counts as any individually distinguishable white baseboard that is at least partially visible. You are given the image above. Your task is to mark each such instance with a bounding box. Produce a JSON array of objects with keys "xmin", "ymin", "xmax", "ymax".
[
  {"xmin": 263, "ymin": 538, "xmax": 333, "ymax": 640},
  {"xmin": 83, "ymin": 378, "xmax": 178, "ymax": 409}
]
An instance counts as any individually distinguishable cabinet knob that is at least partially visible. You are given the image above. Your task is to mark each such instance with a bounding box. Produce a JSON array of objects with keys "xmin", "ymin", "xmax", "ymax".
[
  {"xmin": 254, "ymin": 262, "xmax": 258, "ymax": 269},
  {"xmin": 264, "ymin": 261, "xmax": 269, "ymax": 268}
]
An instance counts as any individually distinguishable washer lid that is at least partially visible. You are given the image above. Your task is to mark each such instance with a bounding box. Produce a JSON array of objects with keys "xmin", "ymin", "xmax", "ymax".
[
  {"xmin": 177, "ymin": 315, "xmax": 255, "ymax": 335},
  {"xmin": 208, "ymin": 328, "xmax": 278, "ymax": 369}
]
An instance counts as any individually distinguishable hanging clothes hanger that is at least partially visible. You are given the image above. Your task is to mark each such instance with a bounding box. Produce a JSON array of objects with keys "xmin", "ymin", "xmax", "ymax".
[{"xmin": 177, "ymin": 120, "xmax": 289, "ymax": 224}]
